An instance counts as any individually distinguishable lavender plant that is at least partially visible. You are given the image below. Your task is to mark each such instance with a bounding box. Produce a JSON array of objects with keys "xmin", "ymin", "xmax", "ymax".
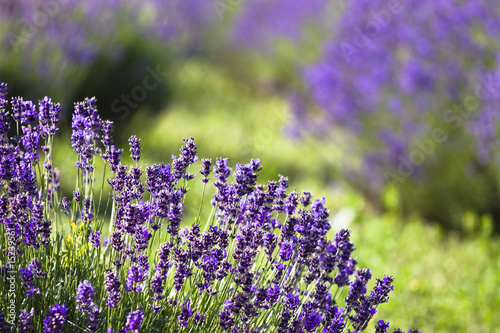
[{"xmin": 0, "ymin": 82, "xmax": 418, "ymax": 332}]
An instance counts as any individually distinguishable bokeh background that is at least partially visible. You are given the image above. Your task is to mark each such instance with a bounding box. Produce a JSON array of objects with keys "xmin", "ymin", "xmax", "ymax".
[{"xmin": 1, "ymin": 0, "xmax": 500, "ymax": 331}]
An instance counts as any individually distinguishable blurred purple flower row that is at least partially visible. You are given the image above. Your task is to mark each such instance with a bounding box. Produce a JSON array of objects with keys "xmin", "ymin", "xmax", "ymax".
[
  {"xmin": 0, "ymin": 0, "xmax": 217, "ymax": 105},
  {"xmin": 294, "ymin": 0, "xmax": 500, "ymax": 227},
  {"xmin": 301, "ymin": 0, "xmax": 500, "ymax": 166},
  {"xmin": 2, "ymin": 0, "xmax": 216, "ymax": 62}
]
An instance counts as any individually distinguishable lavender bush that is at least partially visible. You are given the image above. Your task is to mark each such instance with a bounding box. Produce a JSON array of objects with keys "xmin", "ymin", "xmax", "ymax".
[{"xmin": 0, "ymin": 83, "xmax": 418, "ymax": 332}]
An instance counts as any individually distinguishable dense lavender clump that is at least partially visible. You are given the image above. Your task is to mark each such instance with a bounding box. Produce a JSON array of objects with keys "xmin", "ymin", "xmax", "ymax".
[{"xmin": 0, "ymin": 83, "xmax": 414, "ymax": 332}]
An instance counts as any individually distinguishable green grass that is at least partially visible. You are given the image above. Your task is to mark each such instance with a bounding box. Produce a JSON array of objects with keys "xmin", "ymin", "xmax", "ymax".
[{"xmin": 352, "ymin": 212, "xmax": 500, "ymax": 332}]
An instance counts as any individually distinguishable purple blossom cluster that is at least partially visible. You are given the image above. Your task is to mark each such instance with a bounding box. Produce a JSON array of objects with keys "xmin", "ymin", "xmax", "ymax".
[
  {"xmin": 0, "ymin": 83, "xmax": 60, "ymax": 264},
  {"xmin": 0, "ymin": 83, "xmax": 414, "ymax": 331},
  {"xmin": 19, "ymin": 308, "xmax": 34, "ymax": 333},
  {"xmin": 43, "ymin": 303, "xmax": 67, "ymax": 333},
  {"xmin": 71, "ymin": 97, "xmax": 101, "ymax": 178},
  {"xmin": 125, "ymin": 308, "xmax": 144, "ymax": 332},
  {"xmin": 76, "ymin": 280, "xmax": 103, "ymax": 331}
]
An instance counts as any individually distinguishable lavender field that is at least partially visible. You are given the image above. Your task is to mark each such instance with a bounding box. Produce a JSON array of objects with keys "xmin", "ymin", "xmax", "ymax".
[{"xmin": 1, "ymin": 1, "xmax": 500, "ymax": 332}]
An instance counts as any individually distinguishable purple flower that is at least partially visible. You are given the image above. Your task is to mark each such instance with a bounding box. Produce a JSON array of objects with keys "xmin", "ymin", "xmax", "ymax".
[
  {"xmin": 219, "ymin": 301, "xmax": 234, "ymax": 331},
  {"xmin": 263, "ymin": 233, "xmax": 277, "ymax": 260},
  {"xmin": 233, "ymin": 158, "xmax": 262, "ymax": 196},
  {"xmin": 350, "ymin": 296, "xmax": 377, "ymax": 331},
  {"xmin": 173, "ymin": 248, "xmax": 192, "ymax": 291},
  {"xmin": 21, "ymin": 126, "xmax": 40, "ymax": 156},
  {"xmin": 73, "ymin": 189, "xmax": 81, "ymax": 203},
  {"xmin": 134, "ymin": 226, "xmax": 152, "ymax": 251},
  {"xmin": 333, "ymin": 229, "xmax": 357, "ymax": 287},
  {"xmin": 284, "ymin": 293, "xmax": 300, "ymax": 310},
  {"xmin": 0, "ymin": 311, "xmax": 10, "ymax": 333},
  {"xmin": 266, "ymin": 284, "xmax": 281, "ymax": 306},
  {"xmin": 18, "ymin": 99, "xmax": 37, "ymax": 125},
  {"xmin": 171, "ymin": 137, "xmax": 198, "ymax": 182},
  {"xmin": 193, "ymin": 312, "xmax": 205, "ymax": 325},
  {"xmin": 284, "ymin": 190, "xmax": 299, "ymax": 215},
  {"xmin": 199, "ymin": 158, "xmax": 212, "ymax": 183},
  {"xmin": 19, "ymin": 265, "xmax": 40, "ymax": 297},
  {"xmin": 214, "ymin": 158, "xmax": 232, "ymax": 185},
  {"xmin": 178, "ymin": 299, "xmax": 194, "ymax": 327},
  {"xmin": 125, "ymin": 308, "xmax": 144, "ymax": 332},
  {"xmin": 0, "ymin": 82, "xmax": 410, "ymax": 333},
  {"xmin": 19, "ymin": 308, "xmax": 34, "ymax": 333},
  {"xmin": 303, "ymin": 311, "xmax": 322, "ymax": 331},
  {"xmin": 376, "ymin": 320, "xmax": 390, "ymax": 333},
  {"xmin": 125, "ymin": 265, "xmax": 147, "ymax": 293},
  {"xmin": 136, "ymin": 253, "xmax": 150, "ymax": 272},
  {"xmin": 345, "ymin": 268, "xmax": 372, "ymax": 309},
  {"xmin": 111, "ymin": 230, "xmax": 125, "ymax": 253},
  {"xmin": 105, "ymin": 145, "xmax": 123, "ymax": 172},
  {"xmin": 129, "ymin": 135, "xmax": 142, "ymax": 162},
  {"xmin": 371, "ymin": 275, "xmax": 395, "ymax": 305},
  {"xmin": 71, "ymin": 98, "xmax": 101, "ymax": 177},
  {"xmin": 279, "ymin": 239, "xmax": 294, "ymax": 261},
  {"xmin": 151, "ymin": 269, "xmax": 166, "ymax": 295},
  {"xmin": 43, "ymin": 303, "xmax": 67, "ymax": 333},
  {"xmin": 157, "ymin": 242, "xmax": 172, "ymax": 272},
  {"xmin": 89, "ymin": 231, "xmax": 100, "ymax": 248},
  {"xmin": 60, "ymin": 197, "xmax": 70, "ymax": 215},
  {"xmin": 102, "ymin": 120, "xmax": 113, "ymax": 147},
  {"xmin": 300, "ymin": 190, "xmax": 313, "ymax": 207},
  {"xmin": 88, "ymin": 305, "xmax": 102, "ymax": 332},
  {"xmin": 76, "ymin": 280, "xmax": 95, "ymax": 311},
  {"xmin": 323, "ymin": 305, "xmax": 345, "ymax": 333},
  {"xmin": 38, "ymin": 96, "xmax": 61, "ymax": 137},
  {"xmin": 104, "ymin": 269, "xmax": 121, "ymax": 308}
]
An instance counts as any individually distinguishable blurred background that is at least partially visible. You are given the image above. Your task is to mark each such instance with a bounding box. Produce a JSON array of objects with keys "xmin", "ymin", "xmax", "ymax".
[{"xmin": 1, "ymin": 0, "xmax": 500, "ymax": 331}]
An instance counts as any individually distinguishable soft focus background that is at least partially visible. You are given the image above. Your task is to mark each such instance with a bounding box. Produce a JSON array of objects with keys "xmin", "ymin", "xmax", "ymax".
[{"xmin": 1, "ymin": 0, "xmax": 500, "ymax": 331}]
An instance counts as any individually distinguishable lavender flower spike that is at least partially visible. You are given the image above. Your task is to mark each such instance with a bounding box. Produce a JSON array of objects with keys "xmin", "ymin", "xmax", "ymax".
[
  {"xmin": 129, "ymin": 135, "xmax": 142, "ymax": 162},
  {"xmin": 126, "ymin": 308, "xmax": 144, "ymax": 333},
  {"xmin": 76, "ymin": 280, "xmax": 95, "ymax": 312},
  {"xmin": 43, "ymin": 303, "xmax": 67, "ymax": 333}
]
